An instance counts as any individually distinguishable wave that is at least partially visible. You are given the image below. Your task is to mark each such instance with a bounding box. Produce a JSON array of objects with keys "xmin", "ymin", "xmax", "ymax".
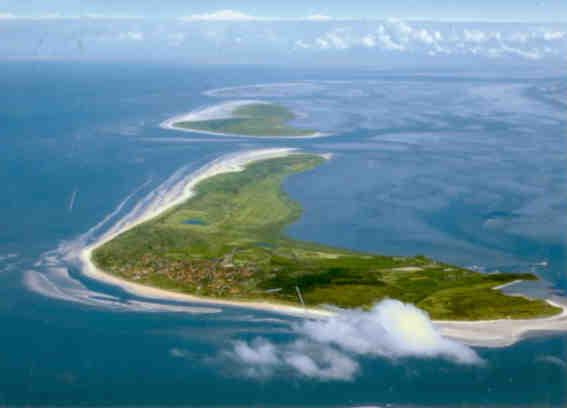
[{"xmin": 24, "ymin": 149, "xmax": 296, "ymax": 314}]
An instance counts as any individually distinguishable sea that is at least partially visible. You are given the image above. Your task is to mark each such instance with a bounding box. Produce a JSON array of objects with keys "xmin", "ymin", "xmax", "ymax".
[{"xmin": 0, "ymin": 61, "xmax": 565, "ymax": 407}]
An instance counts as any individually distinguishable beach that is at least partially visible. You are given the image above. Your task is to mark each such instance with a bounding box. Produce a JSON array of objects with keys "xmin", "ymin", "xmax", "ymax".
[
  {"xmin": 4, "ymin": 59, "xmax": 566, "ymax": 406},
  {"xmin": 436, "ymin": 298, "xmax": 567, "ymax": 347},
  {"xmin": 80, "ymin": 148, "xmax": 567, "ymax": 348},
  {"xmin": 159, "ymin": 100, "xmax": 330, "ymax": 139},
  {"xmin": 79, "ymin": 148, "xmax": 333, "ymax": 318}
]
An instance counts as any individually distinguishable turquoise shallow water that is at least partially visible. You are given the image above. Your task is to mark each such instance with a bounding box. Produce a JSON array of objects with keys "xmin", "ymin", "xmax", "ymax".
[{"xmin": 0, "ymin": 61, "xmax": 565, "ymax": 407}]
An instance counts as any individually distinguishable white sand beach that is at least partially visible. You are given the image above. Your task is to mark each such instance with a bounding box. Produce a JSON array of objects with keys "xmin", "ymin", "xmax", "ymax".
[
  {"xmin": 160, "ymin": 100, "xmax": 267, "ymax": 129},
  {"xmin": 79, "ymin": 148, "xmax": 567, "ymax": 347},
  {"xmin": 159, "ymin": 100, "xmax": 330, "ymax": 139},
  {"xmin": 79, "ymin": 148, "xmax": 332, "ymax": 318},
  {"xmin": 435, "ymin": 298, "xmax": 567, "ymax": 347}
]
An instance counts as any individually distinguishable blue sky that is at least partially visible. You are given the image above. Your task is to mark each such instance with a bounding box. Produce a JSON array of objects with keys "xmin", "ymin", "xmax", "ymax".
[{"xmin": 2, "ymin": 0, "xmax": 566, "ymax": 22}]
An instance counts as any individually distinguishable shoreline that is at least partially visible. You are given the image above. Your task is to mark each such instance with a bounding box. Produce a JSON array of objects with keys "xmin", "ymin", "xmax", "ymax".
[
  {"xmin": 79, "ymin": 149, "xmax": 567, "ymax": 347},
  {"xmin": 162, "ymin": 124, "xmax": 330, "ymax": 139},
  {"xmin": 436, "ymin": 298, "xmax": 567, "ymax": 347},
  {"xmin": 159, "ymin": 100, "xmax": 331, "ymax": 139},
  {"xmin": 160, "ymin": 119, "xmax": 330, "ymax": 139},
  {"xmin": 492, "ymin": 279, "xmax": 523, "ymax": 291},
  {"xmin": 79, "ymin": 148, "xmax": 332, "ymax": 319}
]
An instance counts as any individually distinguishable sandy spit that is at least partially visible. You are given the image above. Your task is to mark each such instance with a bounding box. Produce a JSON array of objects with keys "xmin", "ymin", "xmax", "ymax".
[
  {"xmin": 80, "ymin": 148, "xmax": 567, "ymax": 346},
  {"xmin": 79, "ymin": 148, "xmax": 331, "ymax": 319},
  {"xmin": 159, "ymin": 100, "xmax": 331, "ymax": 139}
]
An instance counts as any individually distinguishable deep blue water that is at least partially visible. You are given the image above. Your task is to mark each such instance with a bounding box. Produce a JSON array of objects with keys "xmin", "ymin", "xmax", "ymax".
[{"xmin": 0, "ymin": 61, "xmax": 566, "ymax": 407}]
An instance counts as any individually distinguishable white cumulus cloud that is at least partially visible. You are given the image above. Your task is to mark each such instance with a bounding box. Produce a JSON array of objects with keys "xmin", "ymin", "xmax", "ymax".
[
  {"xmin": 300, "ymin": 300, "xmax": 481, "ymax": 364},
  {"xmin": 167, "ymin": 32, "xmax": 186, "ymax": 46},
  {"xmin": 361, "ymin": 34, "xmax": 377, "ymax": 48},
  {"xmin": 542, "ymin": 31, "xmax": 566, "ymax": 40},
  {"xmin": 180, "ymin": 9, "xmax": 260, "ymax": 22},
  {"xmin": 284, "ymin": 341, "xmax": 359, "ymax": 380},
  {"xmin": 295, "ymin": 40, "xmax": 311, "ymax": 49},
  {"xmin": 295, "ymin": 19, "xmax": 566, "ymax": 60},
  {"xmin": 225, "ymin": 300, "xmax": 481, "ymax": 381},
  {"xmin": 119, "ymin": 31, "xmax": 144, "ymax": 41},
  {"xmin": 233, "ymin": 338, "xmax": 280, "ymax": 365},
  {"xmin": 306, "ymin": 14, "xmax": 333, "ymax": 21}
]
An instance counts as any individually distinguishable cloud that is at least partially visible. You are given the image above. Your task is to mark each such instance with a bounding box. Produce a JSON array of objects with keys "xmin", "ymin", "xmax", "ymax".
[
  {"xmin": 225, "ymin": 300, "xmax": 481, "ymax": 381},
  {"xmin": 499, "ymin": 44, "xmax": 542, "ymax": 60},
  {"xmin": 180, "ymin": 9, "xmax": 260, "ymax": 22},
  {"xmin": 119, "ymin": 31, "xmax": 144, "ymax": 41},
  {"xmin": 0, "ymin": 12, "xmax": 142, "ymax": 20},
  {"xmin": 295, "ymin": 19, "xmax": 566, "ymax": 60},
  {"xmin": 233, "ymin": 338, "xmax": 280, "ymax": 365},
  {"xmin": 229, "ymin": 338, "xmax": 359, "ymax": 381},
  {"xmin": 82, "ymin": 13, "xmax": 143, "ymax": 20},
  {"xmin": 295, "ymin": 40, "xmax": 311, "ymax": 49},
  {"xmin": 361, "ymin": 34, "xmax": 377, "ymax": 47},
  {"xmin": 375, "ymin": 25, "xmax": 406, "ymax": 50},
  {"xmin": 463, "ymin": 29, "xmax": 495, "ymax": 43},
  {"xmin": 284, "ymin": 341, "xmax": 359, "ymax": 380},
  {"xmin": 298, "ymin": 300, "xmax": 480, "ymax": 364},
  {"xmin": 1, "ymin": 15, "xmax": 564, "ymax": 62},
  {"xmin": 508, "ymin": 32, "xmax": 530, "ymax": 43},
  {"xmin": 229, "ymin": 338, "xmax": 282, "ymax": 378},
  {"xmin": 179, "ymin": 10, "xmax": 339, "ymax": 23},
  {"xmin": 21, "ymin": 12, "xmax": 66, "ymax": 20},
  {"xmin": 314, "ymin": 29, "xmax": 352, "ymax": 50},
  {"xmin": 306, "ymin": 14, "xmax": 333, "ymax": 21},
  {"xmin": 167, "ymin": 32, "xmax": 186, "ymax": 46},
  {"xmin": 542, "ymin": 31, "xmax": 565, "ymax": 40}
]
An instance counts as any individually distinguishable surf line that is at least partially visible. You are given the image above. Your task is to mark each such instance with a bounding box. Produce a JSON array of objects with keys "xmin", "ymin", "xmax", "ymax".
[{"xmin": 68, "ymin": 189, "xmax": 78, "ymax": 212}]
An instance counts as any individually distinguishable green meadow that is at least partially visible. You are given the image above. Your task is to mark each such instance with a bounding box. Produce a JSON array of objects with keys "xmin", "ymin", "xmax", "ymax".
[
  {"xmin": 93, "ymin": 154, "xmax": 560, "ymax": 320},
  {"xmin": 173, "ymin": 103, "xmax": 316, "ymax": 137}
]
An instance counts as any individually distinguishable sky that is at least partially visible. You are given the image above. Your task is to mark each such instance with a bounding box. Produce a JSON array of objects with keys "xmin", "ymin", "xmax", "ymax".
[
  {"xmin": 1, "ymin": 0, "xmax": 566, "ymax": 22},
  {"xmin": 0, "ymin": 2, "xmax": 566, "ymax": 66}
]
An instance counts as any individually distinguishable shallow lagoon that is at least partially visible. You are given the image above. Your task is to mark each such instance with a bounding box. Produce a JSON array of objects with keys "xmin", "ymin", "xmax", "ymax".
[{"xmin": 183, "ymin": 219, "xmax": 207, "ymax": 225}]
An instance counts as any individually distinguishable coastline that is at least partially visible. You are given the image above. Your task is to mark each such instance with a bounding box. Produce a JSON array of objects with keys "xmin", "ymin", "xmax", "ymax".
[
  {"xmin": 159, "ymin": 101, "xmax": 331, "ymax": 139},
  {"xmin": 436, "ymin": 298, "xmax": 567, "ymax": 347},
  {"xmin": 160, "ymin": 118, "xmax": 330, "ymax": 139},
  {"xmin": 79, "ymin": 148, "xmax": 332, "ymax": 319},
  {"xmin": 80, "ymin": 148, "xmax": 567, "ymax": 347},
  {"xmin": 492, "ymin": 279, "xmax": 523, "ymax": 291}
]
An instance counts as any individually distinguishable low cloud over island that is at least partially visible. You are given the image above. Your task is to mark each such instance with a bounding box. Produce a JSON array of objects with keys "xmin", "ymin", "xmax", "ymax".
[{"xmin": 226, "ymin": 300, "xmax": 482, "ymax": 381}]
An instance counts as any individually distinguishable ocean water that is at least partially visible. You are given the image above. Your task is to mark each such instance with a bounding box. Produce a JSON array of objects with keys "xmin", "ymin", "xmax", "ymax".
[{"xmin": 0, "ymin": 61, "xmax": 566, "ymax": 407}]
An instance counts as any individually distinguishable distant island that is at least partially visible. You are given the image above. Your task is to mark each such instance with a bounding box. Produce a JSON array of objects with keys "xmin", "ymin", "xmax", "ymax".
[
  {"xmin": 92, "ymin": 153, "xmax": 560, "ymax": 321},
  {"xmin": 161, "ymin": 101, "xmax": 320, "ymax": 137}
]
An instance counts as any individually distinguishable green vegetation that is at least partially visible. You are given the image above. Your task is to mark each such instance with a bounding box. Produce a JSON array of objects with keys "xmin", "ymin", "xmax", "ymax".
[
  {"xmin": 173, "ymin": 103, "xmax": 316, "ymax": 137},
  {"xmin": 93, "ymin": 154, "xmax": 561, "ymax": 320}
]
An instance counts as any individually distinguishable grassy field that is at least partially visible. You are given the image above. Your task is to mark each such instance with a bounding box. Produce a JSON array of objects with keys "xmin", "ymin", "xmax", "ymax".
[
  {"xmin": 93, "ymin": 154, "xmax": 561, "ymax": 320},
  {"xmin": 173, "ymin": 103, "xmax": 316, "ymax": 137}
]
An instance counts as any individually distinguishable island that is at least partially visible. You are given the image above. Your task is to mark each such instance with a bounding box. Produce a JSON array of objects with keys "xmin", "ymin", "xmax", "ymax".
[
  {"xmin": 91, "ymin": 152, "xmax": 561, "ymax": 321},
  {"xmin": 162, "ymin": 102, "xmax": 319, "ymax": 137}
]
